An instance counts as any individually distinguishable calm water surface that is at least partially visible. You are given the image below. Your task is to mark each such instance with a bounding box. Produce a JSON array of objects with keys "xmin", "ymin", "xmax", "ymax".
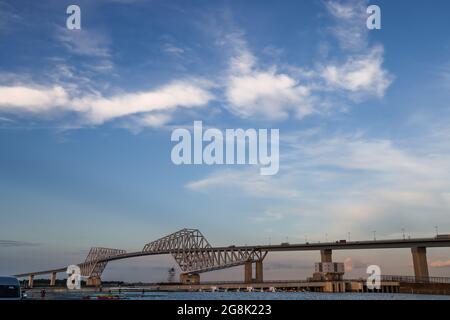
[{"xmin": 26, "ymin": 291, "xmax": 450, "ymax": 300}]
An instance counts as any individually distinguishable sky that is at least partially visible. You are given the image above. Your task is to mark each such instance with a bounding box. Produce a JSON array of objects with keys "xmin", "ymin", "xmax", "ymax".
[{"xmin": 1, "ymin": 0, "xmax": 450, "ymax": 282}]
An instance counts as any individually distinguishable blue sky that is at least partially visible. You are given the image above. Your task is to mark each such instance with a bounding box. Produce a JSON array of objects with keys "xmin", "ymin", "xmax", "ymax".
[{"xmin": 1, "ymin": 0, "xmax": 450, "ymax": 281}]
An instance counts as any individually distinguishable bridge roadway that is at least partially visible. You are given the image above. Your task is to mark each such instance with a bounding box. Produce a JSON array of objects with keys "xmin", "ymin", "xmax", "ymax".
[{"xmin": 14, "ymin": 236, "xmax": 450, "ymax": 278}]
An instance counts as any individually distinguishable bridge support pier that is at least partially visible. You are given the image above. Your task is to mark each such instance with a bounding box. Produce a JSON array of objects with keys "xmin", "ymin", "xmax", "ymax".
[
  {"xmin": 180, "ymin": 273, "xmax": 200, "ymax": 284},
  {"xmin": 244, "ymin": 261, "xmax": 263, "ymax": 283},
  {"xmin": 50, "ymin": 272, "xmax": 57, "ymax": 286},
  {"xmin": 255, "ymin": 261, "xmax": 263, "ymax": 282},
  {"xmin": 86, "ymin": 276, "xmax": 102, "ymax": 287},
  {"xmin": 28, "ymin": 274, "xmax": 34, "ymax": 288},
  {"xmin": 321, "ymin": 249, "xmax": 332, "ymax": 263},
  {"xmin": 245, "ymin": 262, "xmax": 252, "ymax": 283},
  {"xmin": 411, "ymin": 247, "xmax": 429, "ymax": 280}
]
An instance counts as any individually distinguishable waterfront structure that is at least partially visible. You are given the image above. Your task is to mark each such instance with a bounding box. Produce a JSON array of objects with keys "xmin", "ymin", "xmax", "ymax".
[{"xmin": 13, "ymin": 229, "xmax": 450, "ymax": 289}]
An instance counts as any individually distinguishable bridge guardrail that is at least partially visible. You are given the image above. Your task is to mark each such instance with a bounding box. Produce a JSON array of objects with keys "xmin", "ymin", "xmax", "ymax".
[{"xmin": 381, "ymin": 275, "xmax": 450, "ymax": 284}]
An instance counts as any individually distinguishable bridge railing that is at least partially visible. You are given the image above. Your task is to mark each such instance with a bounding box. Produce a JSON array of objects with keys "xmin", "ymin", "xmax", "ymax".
[
  {"xmin": 381, "ymin": 275, "xmax": 450, "ymax": 284},
  {"xmin": 199, "ymin": 279, "xmax": 314, "ymax": 285}
]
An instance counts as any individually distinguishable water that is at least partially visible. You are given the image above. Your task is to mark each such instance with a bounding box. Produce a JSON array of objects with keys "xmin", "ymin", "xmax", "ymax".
[{"xmin": 26, "ymin": 291, "xmax": 450, "ymax": 300}]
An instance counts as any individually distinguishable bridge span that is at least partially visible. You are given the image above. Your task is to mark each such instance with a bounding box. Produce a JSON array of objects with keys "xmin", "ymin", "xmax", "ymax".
[{"xmin": 13, "ymin": 228, "xmax": 450, "ymax": 287}]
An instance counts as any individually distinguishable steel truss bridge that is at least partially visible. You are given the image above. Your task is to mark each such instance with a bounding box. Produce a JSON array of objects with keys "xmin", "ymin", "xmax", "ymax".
[{"xmin": 13, "ymin": 228, "xmax": 450, "ymax": 286}]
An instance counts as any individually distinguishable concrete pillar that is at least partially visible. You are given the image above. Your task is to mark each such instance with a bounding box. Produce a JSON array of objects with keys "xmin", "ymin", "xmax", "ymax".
[
  {"xmin": 411, "ymin": 247, "xmax": 429, "ymax": 280},
  {"xmin": 255, "ymin": 261, "xmax": 263, "ymax": 283},
  {"xmin": 50, "ymin": 272, "xmax": 57, "ymax": 286},
  {"xmin": 244, "ymin": 262, "xmax": 253, "ymax": 283},
  {"xmin": 320, "ymin": 249, "xmax": 332, "ymax": 263},
  {"xmin": 180, "ymin": 273, "xmax": 200, "ymax": 284},
  {"xmin": 28, "ymin": 275, "xmax": 34, "ymax": 288},
  {"xmin": 86, "ymin": 276, "xmax": 102, "ymax": 287}
]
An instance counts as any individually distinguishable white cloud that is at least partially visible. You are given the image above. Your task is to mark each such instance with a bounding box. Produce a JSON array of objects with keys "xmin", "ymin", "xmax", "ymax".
[
  {"xmin": 322, "ymin": 46, "xmax": 392, "ymax": 97},
  {"xmin": 1, "ymin": 4, "xmax": 393, "ymax": 127},
  {"xmin": 224, "ymin": 34, "xmax": 314, "ymax": 120},
  {"xmin": 229, "ymin": 49, "xmax": 256, "ymax": 75},
  {"xmin": 72, "ymin": 80, "xmax": 213, "ymax": 125},
  {"xmin": 136, "ymin": 113, "xmax": 173, "ymax": 128},
  {"xmin": 0, "ymin": 80, "xmax": 213, "ymax": 127},
  {"xmin": 226, "ymin": 69, "xmax": 312, "ymax": 120},
  {"xmin": 0, "ymin": 86, "xmax": 69, "ymax": 112},
  {"xmin": 220, "ymin": 14, "xmax": 392, "ymax": 120},
  {"xmin": 319, "ymin": 1, "xmax": 392, "ymax": 98}
]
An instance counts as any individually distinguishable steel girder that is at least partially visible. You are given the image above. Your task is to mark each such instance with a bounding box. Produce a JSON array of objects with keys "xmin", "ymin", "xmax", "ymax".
[
  {"xmin": 142, "ymin": 229, "xmax": 268, "ymax": 274},
  {"xmin": 143, "ymin": 228, "xmax": 212, "ymax": 252},
  {"xmin": 80, "ymin": 247, "xmax": 126, "ymax": 278}
]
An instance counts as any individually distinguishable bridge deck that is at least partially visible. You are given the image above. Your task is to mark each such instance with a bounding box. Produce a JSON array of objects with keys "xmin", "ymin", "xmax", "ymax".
[{"xmin": 14, "ymin": 237, "xmax": 450, "ymax": 278}]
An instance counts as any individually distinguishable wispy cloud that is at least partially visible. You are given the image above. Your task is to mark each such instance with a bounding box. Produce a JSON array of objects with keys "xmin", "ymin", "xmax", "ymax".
[
  {"xmin": 0, "ymin": 240, "xmax": 40, "ymax": 247},
  {"xmin": 187, "ymin": 127, "xmax": 450, "ymax": 238},
  {"xmin": 54, "ymin": 26, "xmax": 115, "ymax": 75},
  {"xmin": 430, "ymin": 259, "xmax": 450, "ymax": 268},
  {"xmin": 0, "ymin": 116, "xmax": 14, "ymax": 122},
  {"xmin": 0, "ymin": 2, "xmax": 393, "ymax": 129},
  {"xmin": 321, "ymin": 0, "xmax": 392, "ymax": 98},
  {"xmin": 439, "ymin": 62, "xmax": 450, "ymax": 88},
  {"xmin": 0, "ymin": 1, "xmax": 22, "ymax": 32},
  {"xmin": 163, "ymin": 43, "xmax": 185, "ymax": 56},
  {"xmin": 186, "ymin": 169, "xmax": 301, "ymax": 199},
  {"xmin": 55, "ymin": 26, "xmax": 111, "ymax": 58},
  {"xmin": 324, "ymin": 0, "xmax": 369, "ymax": 51}
]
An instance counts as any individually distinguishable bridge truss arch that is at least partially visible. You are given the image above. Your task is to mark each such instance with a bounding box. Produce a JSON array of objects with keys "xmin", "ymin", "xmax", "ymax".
[{"xmin": 142, "ymin": 228, "xmax": 268, "ymax": 274}]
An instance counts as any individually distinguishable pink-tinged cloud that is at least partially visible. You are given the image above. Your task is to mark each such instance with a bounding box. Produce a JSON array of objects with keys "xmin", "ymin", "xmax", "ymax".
[
  {"xmin": 344, "ymin": 257, "xmax": 353, "ymax": 272},
  {"xmin": 430, "ymin": 260, "xmax": 450, "ymax": 268}
]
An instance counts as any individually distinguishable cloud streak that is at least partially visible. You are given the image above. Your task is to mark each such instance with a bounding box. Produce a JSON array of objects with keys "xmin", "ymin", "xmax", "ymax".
[
  {"xmin": 0, "ymin": 240, "xmax": 40, "ymax": 247},
  {"xmin": 56, "ymin": 27, "xmax": 112, "ymax": 58},
  {"xmin": 324, "ymin": 0, "xmax": 369, "ymax": 51},
  {"xmin": 187, "ymin": 127, "xmax": 450, "ymax": 239},
  {"xmin": 430, "ymin": 260, "xmax": 450, "ymax": 268},
  {"xmin": 0, "ymin": 80, "xmax": 214, "ymax": 127}
]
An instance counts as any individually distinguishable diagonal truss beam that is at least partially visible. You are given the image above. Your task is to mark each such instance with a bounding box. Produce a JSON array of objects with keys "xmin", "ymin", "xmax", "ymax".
[
  {"xmin": 142, "ymin": 229, "xmax": 268, "ymax": 274},
  {"xmin": 80, "ymin": 247, "xmax": 126, "ymax": 278}
]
